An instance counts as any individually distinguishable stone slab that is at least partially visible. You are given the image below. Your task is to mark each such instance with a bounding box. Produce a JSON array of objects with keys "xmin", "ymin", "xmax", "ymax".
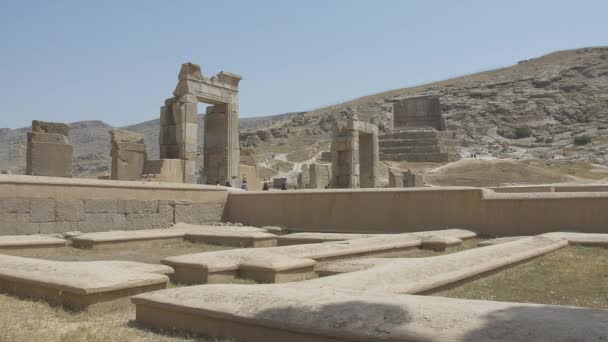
[
  {"xmin": 479, "ymin": 236, "xmax": 529, "ymax": 246},
  {"xmin": 543, "ymin": 232, "xmax": 608, "ymax": 246},
  {"xmin": 0, "ymin": 235, "xmax": 67, "ymax": 250},
  {"xmin": 71, "ymin": 228, "xmax": 188, "ymax": 248},
  {"xmin": 161, "ymin": 229, "xmax": 476, "ymax": 284},
  {"xmin": 0, "ymin": 255, "xmax": 170, "ymax": 310},
  {"xmin": 132, "ymin": 283, "xmax": 608, "ymax": 342}
]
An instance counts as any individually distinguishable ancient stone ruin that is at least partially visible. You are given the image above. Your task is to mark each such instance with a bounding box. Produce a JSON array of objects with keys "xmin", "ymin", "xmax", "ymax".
[
  {"xmin": 25, "ymin": 120, "xmax": 72, "ymax": 177},
  {"xmin": 379, "ymin": 95, "xmax": 460, "ymax": 162},
  {"xmin": 159, "ymin": 63, "xmax": 241, "ymax": 184},
  {"xmin": 388, "ymin": 168, "xmax": 424, "ymax": 187},
  {"xmin": 330, "ymin": 118, "xmax": 379, "ymax": 188},
  {"xmin": 110, "ymin": 129, "xmax": 146, "ymax": 181}
]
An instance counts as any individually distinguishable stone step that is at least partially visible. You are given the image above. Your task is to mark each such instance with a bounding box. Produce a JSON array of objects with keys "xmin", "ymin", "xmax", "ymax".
[
  {"xmin": 379, "ymin": 130, "xmax": 439, "ymax": 140},
  {"xmin": 380, "ymin": 145, "xmax": 443, "ymax": 154},
  {"xmin": 380, "ymin": 152, "xmax": 460, "ymax": 163},
  {"xmin": 379, "ymin": 138, "xmax": 443, "ymax": 147}
]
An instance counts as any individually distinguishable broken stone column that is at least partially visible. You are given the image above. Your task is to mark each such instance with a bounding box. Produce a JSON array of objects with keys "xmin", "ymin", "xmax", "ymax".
[
  {"xmin": 308, "ymin": 163, "xmax": 331, "ymax": 189},
  {"xmin": 330, "ymin": 119, "xmax": 379, "ymax": 188},
  {"xmin": 297, "ymin": 164, "xmax": 310, "ymax": 189},
  {"xmin": 26, "ymin": 120, "xmax": 72, "ymax": 177},
  {"xmin": 388, "ymin": 168, "xmax": 424, "ymax": 188},
  {"xmin": 110, "ymin": 129, "xmax": 147, "ymax": 181}
]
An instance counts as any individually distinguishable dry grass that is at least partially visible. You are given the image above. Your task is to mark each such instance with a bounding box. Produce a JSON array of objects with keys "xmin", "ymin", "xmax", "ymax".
[
  {"xmin": 0, "ymin": 294, "xmax": 231, "ymax": 342},
  {"xmin": 431, "ymin": 246, "xmax": 608, "ymax": 309},
  {"xmin": 526, "ymin": 160, "xmax": 608, "ymax": 180},
  {"xmin": 5, "ymin": 241, "xmax": 231, "ymax": 264}
]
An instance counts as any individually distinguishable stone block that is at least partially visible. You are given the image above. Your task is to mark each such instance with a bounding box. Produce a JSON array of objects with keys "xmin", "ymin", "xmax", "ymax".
[
  {"xmin": 125, "ymin": 213, "xmax": 170, "ymax": 230},
  {"xmin": 27, "ymin": 132, "xmax": 69, "ymax": 144},
  {"xmin": 175, "ymin": 202, "xmax": 224, "ymax": 224},
  {"xmin": 55, "ymin": 199, "xmax": 85, "ymax": 222},
  {"xmin": 159, "ymin": 204, "xmax": 174, "ymax": 225},
  {"xmin": 85, "ymin": 199, "xmax": 118, "ymax": 213},
  {"xmin": 5, "ymin": 214, "xmax": 39, "ymax": 235},
  {"xmin": 31, "ymin": 120, "xmax": 70, "ymax": 136},
  {"xmin": 0, "ymin": 199, "xmax": 30, "ymax": 214},
  {"xmin": 30, "ymin": 199, "xmax": 56, "ymax": 223},
  {"xmin": 125, "ymin": 200, "xmax": 159, "ymax": 214},
  {"xmin": 77, "ymin": 213, "xmax": 126, "ymax": 232},
  {"xmin": 110, "ymin": 129, "xmax": 144, "ymax": 144},
  {"xmin": 26, "ymin": 141, "xmax": 73, "ymax": 177},
  {"xmin": 39, "ymin": 222, "xmax": 79, "ymax": 234}
]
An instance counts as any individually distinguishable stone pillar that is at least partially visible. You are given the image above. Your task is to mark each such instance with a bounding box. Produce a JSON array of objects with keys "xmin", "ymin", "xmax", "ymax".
[
  {"xmin": 297, "ymin": 164, "xmax": 310, "ymax": 189},
  {"xmin": 110, "ymin": 129, "xmax": 146, "ymax": 181},
  {"xmin": 159, "ymin": 95, "xmax": 198, "ymax": 183},
  {"xmin": 26, "ymin": 120, "xmax": 72, "ymax": 177},
  {"xmin": 330, "ymin": 119, "xmax": 378, "ymax": 188},
  {"xmin": 308, "ymin": 163, "xmax": 331, "ymax": 189}
]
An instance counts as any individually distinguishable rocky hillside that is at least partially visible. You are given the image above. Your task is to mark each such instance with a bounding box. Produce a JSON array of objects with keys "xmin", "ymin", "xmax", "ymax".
[
  {"xmin": 1, "ymin": 47, "xmax": 607, "ymax": 178},
  {"xmin": 241, "ymin": 47, "xmax": 608, "ymax": 166}
]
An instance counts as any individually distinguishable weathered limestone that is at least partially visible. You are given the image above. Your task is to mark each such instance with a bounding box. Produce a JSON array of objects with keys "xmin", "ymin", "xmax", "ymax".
[
  {"xmin": 330, "ymin": 119, "xmax": 379, "ymax": 188},
  {"xmin": 391, "ymin": 94, "xmax": 446, "ymax": 130},
  {"xmin": 0, "ymin": 235, "xmax": 67, "ymax": 251},
  {"xmin": 307, "ymin": 163, "xmax": 331, "ymax": 189},
  {"xmin": 142, "ymin": 159, "xmax": 184, "ymax": 183},
  {"xmin": 133, "ymin": 283, "xmax": 608, "ymax": 342},
  {"xmin": 71, "ymin": 223, "xmax": 278, "ymax": 249},
  {"xmin": 110, "ymin": 129, "xmax": 146, "ymax": 181},
  {"xmin": 26, "ymin": 120, "xmax": 72, "ymax": 177},
  {"xmin": 0, "ymin": 254, "xmax": 171, "ymax": 310},
  {"xmin": 237, "ymin": 164, "xmax": 260, "ymax": 190},
  {"xmin": 131, "ymin": 236, "xmax": 604, "ymax": 342},
  {"xmin": 160, "ymin": 63, "xmax": 241, "ymax": 184},
  {"xmin": 297, "ymin": 164, "xmax": 309, "ymax": 189},
  {"xmin": 379, "ymin": 95, "xmax": 460, "ymax": 163},
  {"xmin": 388, "ymin": 168, "xmax": 424, "ymax": 187},
  {"xmin": 161, "ymin": 229, "xmax": 475, "ymax": 284}
]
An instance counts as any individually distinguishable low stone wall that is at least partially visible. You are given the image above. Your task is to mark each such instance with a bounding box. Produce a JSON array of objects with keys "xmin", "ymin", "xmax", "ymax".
[
  {"xmin": 226, "ymin": 185, "xmax": 608, "ymax": 236},
  {"xmin": 0, "ymin": 175, "xmax": 229, "ymax": 235}
]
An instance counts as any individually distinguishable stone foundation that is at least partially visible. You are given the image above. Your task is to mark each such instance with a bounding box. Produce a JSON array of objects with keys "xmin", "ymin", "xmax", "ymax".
[{"xmin": 379, "ymin": 129, "xmax": 460, "ymax": 162}]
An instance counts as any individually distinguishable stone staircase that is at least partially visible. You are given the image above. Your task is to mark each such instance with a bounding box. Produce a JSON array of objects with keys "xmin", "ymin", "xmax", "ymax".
[{"xmin": 379, "ymin": 129, "xmax": 460, "ymax": 162}]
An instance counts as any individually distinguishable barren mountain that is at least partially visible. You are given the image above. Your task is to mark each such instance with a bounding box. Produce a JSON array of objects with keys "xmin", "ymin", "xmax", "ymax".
[{"xmin": 1, "ymin": 47, "xmax": 607, "ymax": 179}]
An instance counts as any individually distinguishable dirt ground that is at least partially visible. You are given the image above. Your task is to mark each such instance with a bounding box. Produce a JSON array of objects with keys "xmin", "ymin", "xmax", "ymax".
[
  {"xmin": 431, "ymin": 246, "xmax": 608, "ymax": 309},
  {"xmin": 424, "ymin": 159, "xmax": 573, "ymax": 187}
]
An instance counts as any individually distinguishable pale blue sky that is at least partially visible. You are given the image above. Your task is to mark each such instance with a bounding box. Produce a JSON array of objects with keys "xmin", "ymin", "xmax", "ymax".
[{"xmin": 0, "ymin": 0, "xmax": 606, "ymax": 128}]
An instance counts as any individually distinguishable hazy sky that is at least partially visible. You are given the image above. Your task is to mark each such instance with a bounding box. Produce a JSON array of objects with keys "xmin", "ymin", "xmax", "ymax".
[{"xmin": 0, "ymin": 0, "xmax": 606, "ymax": 128}]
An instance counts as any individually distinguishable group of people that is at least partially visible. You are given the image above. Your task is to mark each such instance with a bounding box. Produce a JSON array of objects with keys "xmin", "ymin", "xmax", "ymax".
[{"xmin": 220, "ymin": 178, "xmax": 287, "ymax": 191}]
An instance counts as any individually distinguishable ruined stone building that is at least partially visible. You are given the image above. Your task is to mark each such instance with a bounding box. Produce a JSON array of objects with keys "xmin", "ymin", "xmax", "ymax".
[
  {"xmin": 330, "ymin": 118, "xmax": 379, "ymax": 188},
  {"xmin": 158, "ymin": 63, "xmax": 241, "ymax": 184},
  {"xmin": 110, "ymin": 129, "xmax": 146, "ymax": 181},
  {"xmin": 379, "ymin": 95, "xmax": 460, "ymax": 162},
  {"xmin": 25, "ymin": 120, "xmax": 73, "ymax": 177}
]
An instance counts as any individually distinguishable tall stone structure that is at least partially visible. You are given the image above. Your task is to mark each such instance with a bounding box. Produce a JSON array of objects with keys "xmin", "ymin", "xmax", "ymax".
[
  {"xmin": 308, "ymin": 163, "xmax": 331, "ymax": 189},
  {"xmin": 26, "ymin": 120, "xmax": 72, "ymax": 177},
  {"xmin": 391, "ymin": 94, "xmax": 446, "ymax": 131},
  {"xmin": 159, "ymin": 63, "xmax": 241, "ymax": 184},
  {"xmin": 388, "ymin": 168, "xmax": 424, "ymax": 188},
  {"xmin": 380, "ymin": 95, "xmax": 460, "ymax": 163},
  {"xmin": 110, "ymin": 129, "xmax": 146, "ymax": 181},
  {"xmin": 330, "ymin": 119, "xmax": 379, "ymax": 188},
  {"xmin": 297, "ymin": 164, "xmax": 310, "ymax": 189}
]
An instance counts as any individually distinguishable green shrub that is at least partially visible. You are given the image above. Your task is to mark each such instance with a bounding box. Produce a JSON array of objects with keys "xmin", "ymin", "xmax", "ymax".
[
  {"xmin": 514, "ymin": 126, "xmax": 532, "ymax": 139},
  {"xmin": 573, "ymin": 135, "xmax": 592, "ymax": 146}
]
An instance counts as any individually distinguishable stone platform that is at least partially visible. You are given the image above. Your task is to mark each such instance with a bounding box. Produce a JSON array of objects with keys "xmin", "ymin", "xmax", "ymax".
[
  {"xmin": 71, "ymin": 223, "xmax": 278, "ymax": 249},
  {"xmin": 161, "ymin": 229, "xmax": 476, "ymax": 284},
  {"xmin": 0, "ymin": 255, "xmax": 171, "ymax": 310},
  {"xmin": 132, "ymin": 235, "xmax": 604, "ymax": 342},
  {"xmin": 0, "ymin": 235, "xmax": 67, "ymax": 251},
  {"xmin": 379, "ymin": 129, "xmax": 460, "ymax": 162}
]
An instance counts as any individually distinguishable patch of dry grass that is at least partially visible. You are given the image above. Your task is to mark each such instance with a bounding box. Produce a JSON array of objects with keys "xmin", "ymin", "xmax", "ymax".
[
  {"xmin": 0, "ymin": 294, "xmax": 231, "ymax": 342},
  {"xmin": 267, "ymin": 159, "xmax": 294, "ymax": 174},
  {"xmin": 431, "ymin": 246, "xmax": 608, "ymax": 309}
]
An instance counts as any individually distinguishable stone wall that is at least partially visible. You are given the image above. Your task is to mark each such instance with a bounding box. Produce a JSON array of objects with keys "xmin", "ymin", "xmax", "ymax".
[
  {"xmin": 0, "ymin": 198, "xmax": 223, "ymax": 235},
  {"xmin": 0, "ymin": 175, "xmax": 228, "ymax": 236},
  {"xmin": 308, "ymin": 163, "xmax": 331, "ymax": 189},
  {"xmin": 392, "ymin": 95, "xmax": 445, "ymax": 131},
  {"xmin": 226, "ymin": 185, "xmax": 608, "ymax": 236}
]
